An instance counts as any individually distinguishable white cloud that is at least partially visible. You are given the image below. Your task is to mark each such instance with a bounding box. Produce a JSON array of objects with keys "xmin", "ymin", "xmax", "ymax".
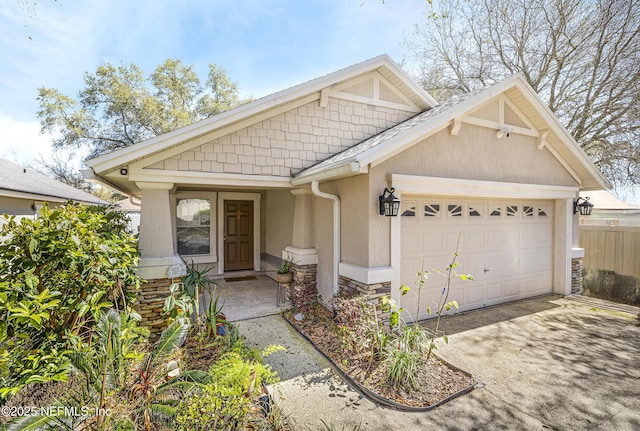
[{"xmin": 0, "ymin": 114, "xmax": 55, "ymax": 165}]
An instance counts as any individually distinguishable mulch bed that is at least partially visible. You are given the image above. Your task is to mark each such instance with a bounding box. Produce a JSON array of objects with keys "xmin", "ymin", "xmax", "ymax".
[{"xmin": 284, "ymin": 306, "xmax": 476, "ymax": 409}]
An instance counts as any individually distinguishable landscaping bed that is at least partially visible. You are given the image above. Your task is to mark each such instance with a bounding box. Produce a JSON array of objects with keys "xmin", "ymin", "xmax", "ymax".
[{"xmin": 283, "ymin": 303, "xmax": 476, "ymax": 410}]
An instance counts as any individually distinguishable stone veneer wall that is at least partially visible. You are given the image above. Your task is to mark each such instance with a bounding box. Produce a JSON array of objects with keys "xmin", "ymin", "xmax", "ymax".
[
  {"xmin": 338, "ymin": 275, "xmax": 391, "ymax": 310},
  {"xmin": 571, "ymin": 258, "xmax": 583, "ymax": 294},
  {"xmin": 291, "ymin": 263, "xmax": 317, "ymax": 289},
  {"xmin": 130, "ymin": 278, "xmax": 178, "ymax": 337}
]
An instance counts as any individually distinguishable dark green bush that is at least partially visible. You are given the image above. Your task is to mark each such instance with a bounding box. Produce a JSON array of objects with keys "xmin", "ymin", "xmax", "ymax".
[
  {"xmin": 0, "ymin": 202, "xmax": 140, "ymax": 400},
  {"xmin": 583, "ymin": 269, "xmax": 640, "ymax": 306}
]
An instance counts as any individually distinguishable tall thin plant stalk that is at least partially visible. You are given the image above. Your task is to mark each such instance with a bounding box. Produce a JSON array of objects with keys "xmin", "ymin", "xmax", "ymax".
[{"xmin": 426, "ymin": 235, "xmax": 468, "ymax": 361}]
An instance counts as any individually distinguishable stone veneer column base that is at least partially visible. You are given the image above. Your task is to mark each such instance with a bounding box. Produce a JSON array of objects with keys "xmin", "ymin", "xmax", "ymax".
[
  {"xmin": 571, "ymin": 258, "xmax": 583, "ymax": 294},
  {"xmin": 291, "ymin": 263, "xmax": 317, "ymax": 289},
  {"xmin": 338, "ymin": 275, "xmax": 391, "ymax": 311},
  {"xmin": 129, "ymin": 278, "xmax": 179, "ymax": 337}
]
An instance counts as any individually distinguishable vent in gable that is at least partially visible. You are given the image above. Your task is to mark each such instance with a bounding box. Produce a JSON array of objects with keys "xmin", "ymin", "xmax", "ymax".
[
  {"xmin": 379, "ymin": 81, "xmax": 406, "ymax": 105},
  {"xmin": 341, "ymin": 78, "xmax": 374, "ymax": 98}
]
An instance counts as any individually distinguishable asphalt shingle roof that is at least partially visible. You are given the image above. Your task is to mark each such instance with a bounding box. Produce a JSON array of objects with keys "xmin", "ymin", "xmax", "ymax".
[{"xmin": 0, "ymin": 158, "xmax": 105, "ymax": 204}]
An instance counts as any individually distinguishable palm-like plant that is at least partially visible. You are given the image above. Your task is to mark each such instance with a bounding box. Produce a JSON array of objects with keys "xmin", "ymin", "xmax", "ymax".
[{"xmin": 7, "ymin": 312, "xmax": 207, "ymax": 431}]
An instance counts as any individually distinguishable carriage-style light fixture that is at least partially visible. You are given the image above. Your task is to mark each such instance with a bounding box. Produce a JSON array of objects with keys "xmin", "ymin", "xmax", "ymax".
[
  {"xmin": 574, "ymin": 196, "xmax": 594, "ymax": 216},
  {"xmin": 379, "ymin": 187, "xmax": 401, "ymax": 217}
]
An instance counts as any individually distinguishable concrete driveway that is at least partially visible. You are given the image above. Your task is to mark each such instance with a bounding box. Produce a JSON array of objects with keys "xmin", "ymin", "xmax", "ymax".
[{"xmin": 239, "ymin": 295, "xmax": 640, "ymax": 430}]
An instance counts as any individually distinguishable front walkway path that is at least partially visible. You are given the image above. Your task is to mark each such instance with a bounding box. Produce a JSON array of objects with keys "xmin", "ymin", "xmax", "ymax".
[{"xmin": 239, "ymin": 295, "xmax": 640, "ymax": 430}]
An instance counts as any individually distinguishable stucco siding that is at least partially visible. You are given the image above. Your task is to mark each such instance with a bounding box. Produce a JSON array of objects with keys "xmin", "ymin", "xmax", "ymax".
[
  {"xmin": 264, "ymin": 190, "xmax": 295, "ymax": 260},
  {"xmin": 332, "ymin": 175, "xmax": 370, "ymax": 268},
  {"xmin": 375, "ymin": 125, "xmax": 578, "ymax": 187},
  {"xmin": 0, "ymin": 196, "xmax": 37, "ymax": 216},
  {"xmin": 313, "ymin": 193, "xmax": 335, "ymax": 305},
  {"xmin": 144, "ymin": 98, "xmax": 415, "ymax": 176}
]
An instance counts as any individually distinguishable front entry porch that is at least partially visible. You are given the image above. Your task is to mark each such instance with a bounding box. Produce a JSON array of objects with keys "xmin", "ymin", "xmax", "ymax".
[{"xmin": 201, "ymin": 273, "xmax": 285, "ymax": 322}]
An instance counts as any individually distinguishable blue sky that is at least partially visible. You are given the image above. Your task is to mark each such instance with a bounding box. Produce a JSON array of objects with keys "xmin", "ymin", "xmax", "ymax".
[
  {"xmin": 0, "ymin": 0, "xmax": 428, "ymax": 163},
  {"xmin": 0, "ymin": 0, "xmax": 637, "ymax": 203}
]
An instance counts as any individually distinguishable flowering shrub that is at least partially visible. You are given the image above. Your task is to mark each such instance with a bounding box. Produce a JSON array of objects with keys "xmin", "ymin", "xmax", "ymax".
[
  {"xmin": 289, "ymin": 283, "xmax": 321, "ymax": 315},
  {"xmin": 332, "ymin": 292, "xmax": 376, "ymax": 357}
]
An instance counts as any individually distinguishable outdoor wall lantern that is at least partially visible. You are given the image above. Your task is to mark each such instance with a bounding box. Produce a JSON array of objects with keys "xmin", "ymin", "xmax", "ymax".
[
  {"xmin": 379, "ymin": 187, "xmax": 401, "ymax": 217},
  {"xmin": 574, "ymin": 196, "xmax": 594, "ymax": 216}
]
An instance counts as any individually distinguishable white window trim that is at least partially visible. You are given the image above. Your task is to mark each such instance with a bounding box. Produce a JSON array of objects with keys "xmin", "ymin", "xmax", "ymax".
[
  {"xmin": 171, "ymin": 191, "xmax": 218, "ymax": 264},
  {"xmin": 216, "ymin": 192, "xmax": 262, "ymax": 275}
]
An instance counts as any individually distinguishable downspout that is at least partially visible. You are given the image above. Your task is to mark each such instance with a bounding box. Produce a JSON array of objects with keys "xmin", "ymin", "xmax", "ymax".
[{"xmin": 311, "ymin": 181, "xmax": 340, "ymax": 295}]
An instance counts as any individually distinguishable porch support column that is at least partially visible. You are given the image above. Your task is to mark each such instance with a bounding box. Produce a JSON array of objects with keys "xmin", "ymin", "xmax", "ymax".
[
  {"xmin": 286, "ymin": 188, "xmax": 318, "ymax": 288},
  {"xmin": 554, "ymin": 198, "xmax": 573, "ymax": 295},
  {"xmin": 136, "ymin": 181, "xmax": 182, "ymax": 279},
  {"xmin": 291, "ymin": 188, "xmax": 314, "ymax": 249}
]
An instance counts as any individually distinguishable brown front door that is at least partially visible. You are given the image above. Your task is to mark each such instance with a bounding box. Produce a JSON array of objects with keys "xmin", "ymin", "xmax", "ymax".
[{"xmin": 224, "ymin": 200, "xmax": 254, "ymax": 271}]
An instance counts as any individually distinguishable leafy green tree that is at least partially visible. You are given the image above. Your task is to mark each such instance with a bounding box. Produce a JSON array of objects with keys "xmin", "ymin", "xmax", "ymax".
[
  {"xmin": 37, "ymin": 59, "xmax": 248, "ymax": 159},
  {"xmin": 0, "ymin": 202, "xmax": 140, "ymax": 401},
  {"xmin": 405, "ymin": 0, "xmax": 640, "ymax": 188}
]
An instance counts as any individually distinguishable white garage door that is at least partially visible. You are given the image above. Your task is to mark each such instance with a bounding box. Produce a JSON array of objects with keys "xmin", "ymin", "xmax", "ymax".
[{"xmin": 400, "ymin": 197, "xmax": 553, "ymax": 320}]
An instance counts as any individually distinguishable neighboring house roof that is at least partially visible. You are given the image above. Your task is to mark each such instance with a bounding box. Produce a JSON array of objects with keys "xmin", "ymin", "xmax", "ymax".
[
  {"xmin": 580, "ymin": 190, "xmax": 640, "ymax": 210},
  {"xmin": 0, "ymin": 158, "xmax": 105, "ymax": 204},
  {"xmin": 293, "ymin": 74, "xmax": 609, "ymax": 190},
  {"xmin": 87, "ymin": 54, "xmax": 437, "ymax": 176}
]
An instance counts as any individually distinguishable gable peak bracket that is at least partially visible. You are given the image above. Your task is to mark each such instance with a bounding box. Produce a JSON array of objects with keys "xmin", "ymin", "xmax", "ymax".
[
  {"xmin": 450, "ymin": 117, "xmax": 463, "ymax": 136},
  {"xmin": 537, "ymin": 130, "xmax": 549, "ymax": 150},
  {"xmin": 319, "ymin": 87, "xmax": 331, "ymax": 109}
]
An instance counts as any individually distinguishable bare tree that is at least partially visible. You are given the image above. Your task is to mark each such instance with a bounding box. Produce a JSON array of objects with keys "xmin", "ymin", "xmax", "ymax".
[
  {"xmin": 405, "ymin": 0, "xmax": 640, "ymax": 188},
  {"xmin": 35, "ymin": 152, "xmax": 92, "ymax": 191}
]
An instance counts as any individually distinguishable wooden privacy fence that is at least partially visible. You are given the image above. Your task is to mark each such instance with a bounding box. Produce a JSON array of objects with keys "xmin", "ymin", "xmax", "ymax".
[{"xmin": 579, "ymin": 225, "xmax": 640, "ymax": 279}]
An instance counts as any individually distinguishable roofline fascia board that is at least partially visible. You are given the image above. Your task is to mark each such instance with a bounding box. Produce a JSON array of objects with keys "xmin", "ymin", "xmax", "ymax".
[
  {"xmin": 82, "ymin": 168, "xmax": 135, "ymax": 197},
  {"xmin": 390, "ymin": 174, "xmax": 579, "ymax": 199},
  {"xmin": 0, "ymin": 189, "xmax": 71, "ymax": 203},
  {"xmin": 291, "ymin": 162, "xmax": 364, "ymax": 186},
  {"xmin": 381, "ymin": 59, "xmax": 438, "ymax": 108},
  {"xmin": 128, "ymin": 170, "xmax": 293, "ymax": 189},
  {"xmin": 88, "ymin": 55, "xmax": 435, "ymax": 173}
]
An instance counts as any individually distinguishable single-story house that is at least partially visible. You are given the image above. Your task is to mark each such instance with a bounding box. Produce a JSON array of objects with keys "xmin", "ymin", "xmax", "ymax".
[
  {"xmin": 85, "ymin": 55, "xmax": 608, "ymax": 321},
  {"xmin": 0, "ymin": 158, "xmax": 104, "ymax": 224}
]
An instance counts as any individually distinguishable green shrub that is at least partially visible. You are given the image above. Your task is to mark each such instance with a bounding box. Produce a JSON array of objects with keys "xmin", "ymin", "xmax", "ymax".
[
  {"xmin": 208, "ymin": 351, "xmax": 279, "ymax": 391},
  {"xmin": 176, "ymin": 350, "xmax": 280, "ymax": 430},
  {"xmin": 175, "ymin": 383, "xmax": 252, "ymax": 431},
  {"xmin": 0, "ymin": 202, "xmax": 140, "ymax": 401}
]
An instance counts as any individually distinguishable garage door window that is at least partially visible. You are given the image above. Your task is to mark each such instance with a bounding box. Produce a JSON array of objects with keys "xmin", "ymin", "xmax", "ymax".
[
  {"xmin": 489, "ymin": 204, "xmax": 502, "ymax": 217},
  {"xmin": 524, "ymin": 206, "xmax": 534, "ymax": 217},
  {"xmin": 447, "ymin": 204, "xmax": 463, "ymax": 217},
  {"xmin": 468, "ymin": 204, "xmax": 484, "ymax": 217},
  {"xmin": 401, "ymin": 201, "xmax": 417, "ymax": 217},
  {"xmin": 423, "ymin": 203, "xmax": 440, "ymax": 217}
]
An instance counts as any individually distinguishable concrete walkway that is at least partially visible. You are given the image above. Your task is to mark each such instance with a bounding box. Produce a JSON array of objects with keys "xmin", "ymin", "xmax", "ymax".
[{"xmin": 238, "ymin": 295, "xmax": 640, "ymax": 431}]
